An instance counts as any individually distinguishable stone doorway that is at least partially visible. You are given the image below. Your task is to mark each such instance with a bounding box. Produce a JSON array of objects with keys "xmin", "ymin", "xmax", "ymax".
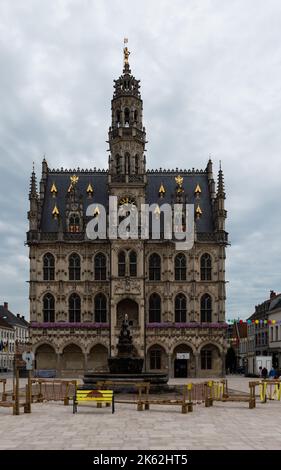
[{"xmin": 174, "ymin": 359, "xmax": 188, "ymax": 378}]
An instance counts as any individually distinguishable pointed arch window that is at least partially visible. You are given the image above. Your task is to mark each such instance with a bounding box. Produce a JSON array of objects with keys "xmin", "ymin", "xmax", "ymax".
[
  {"xmin": 134, "ymin": 110, "xmax": 138, "ymax": 124},
  {"xmin": 94, "ymin": 294, "xmax": 107, "ymax": 323},
  {"xmin": 175, "ymin": 253, "xmax": 186, "ymax": 281},
  {"xmin": 150, "ymin": 349, "xmax": 161, "ymax": 370},
  {"xmin": 69, "ymin": 253, "xmax": 81, "ymax": 281},
  {"xmin": 69, "ymin": 213, "xmax": 81, "ymax": 233},
  {"xmin": 118, "ymin": 250, "xmax": 126, "ymax": 277},
  {"xmin": 69, "ymin": 293, "xmax": 81, "ymax": 323},
  {"xmin": 129, "ymin": 250, "xmax": 137, "ymax": 277},
  {"xmin": 135, "ymin": 155, "xmax": 139, "ymax": 174},
  {"xmin": 149, "ymin": 293, "xmax": 161, "ymax": 323},
  {"xmin": 116, "ymin": 154, "xmax": 122, "ymax": 175},
  {"xmin": 124, "ymin": 108, "xmax": 130, "ymax": 126},
  {"xmin": 175, "ymin": 293, "xmax": 187, "ymax": 322},
  {"xmin": 201, "ymin": 253, "xmax": 212, "ymax": 281},
  {"xmin": 94, "ymin": 253, "xmax": 107, "ymax": 280},
  {"xmin": 200, "ymin": 294, "xmax": 212, "ymax": 322},
  {"xmin": 149, "ymin": 253, "xmax": 161, "ymax": 281},
  {"xmin": 43, "ymin": 293, "xmax": 55, "ymax": 323},
  {"xmin": 201, "ymin": 349, "xmax": 212, "ymax": 369},
  {"xmin": 43, "ymin": 253, "xmax": 55, "ymax": 281},
  {"xmin": 116, "ymin": 109, "xmax": 121, "ymax": 127}
]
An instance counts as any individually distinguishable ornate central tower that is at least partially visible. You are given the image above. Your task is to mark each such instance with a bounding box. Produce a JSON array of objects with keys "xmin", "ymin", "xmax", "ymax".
[{"xmin": 108, "ymin": 44, "xmax": 147, "ymax": 184}]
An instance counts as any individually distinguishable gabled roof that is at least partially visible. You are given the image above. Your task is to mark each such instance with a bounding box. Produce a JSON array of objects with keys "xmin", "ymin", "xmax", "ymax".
[
  {"xmin": 0, "ymin": 317, "xmax": 13, "ymax": 330},
  {"xmin": 0, "ymin": 306, "xmax": 29, "ymax": 328},
  {"xmin": 269, "ymin": 294, "xmax": 281, "ymax": 312}
]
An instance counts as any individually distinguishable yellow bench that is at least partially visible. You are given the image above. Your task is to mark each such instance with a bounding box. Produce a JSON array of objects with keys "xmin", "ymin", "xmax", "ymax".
[{"xmin": 73, "ymin": 389, "xmax": 115, "ymax": 414}]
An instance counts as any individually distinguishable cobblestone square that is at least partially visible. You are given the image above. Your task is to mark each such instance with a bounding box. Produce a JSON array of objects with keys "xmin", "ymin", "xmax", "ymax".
[{"xmin": 1, "ymin": 377, "xmax": 280, "ymax": 450}]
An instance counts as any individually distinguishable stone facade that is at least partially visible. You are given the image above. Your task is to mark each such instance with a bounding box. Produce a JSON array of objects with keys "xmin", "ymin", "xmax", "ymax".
[{"xmin": 27, "ymin": 47, "xmax": 229, "ymax": 378}]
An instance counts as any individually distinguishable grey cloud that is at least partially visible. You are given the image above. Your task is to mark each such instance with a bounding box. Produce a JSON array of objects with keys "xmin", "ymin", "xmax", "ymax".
[{"xmin": 0, "ymin": 0, "xmax": 280, "ymax": 319}]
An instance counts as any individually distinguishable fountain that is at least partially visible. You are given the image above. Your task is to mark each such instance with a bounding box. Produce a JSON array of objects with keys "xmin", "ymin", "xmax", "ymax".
[{"xmin": 83, "ymin": 314, "xmax": 168, "ymax": 388}]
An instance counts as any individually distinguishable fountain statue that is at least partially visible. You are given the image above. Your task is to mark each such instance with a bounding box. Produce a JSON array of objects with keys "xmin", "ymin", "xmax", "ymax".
[
  {"xmin": 83, "ymin": 313, "xmax": 168, "ymax": 388},
  {"xmin": 108, "ymin": 314, "xmax": 144, "ymax": 373}
]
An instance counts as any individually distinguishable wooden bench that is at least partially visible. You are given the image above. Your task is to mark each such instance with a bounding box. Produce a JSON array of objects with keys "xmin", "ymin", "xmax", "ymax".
[
  {"xmin": 73, "ymin": 389, "xmax": 115, "ymax": 414},
  {"xmin": 96, "ymin": 380, "xmax": 150, "ymax": 409}
]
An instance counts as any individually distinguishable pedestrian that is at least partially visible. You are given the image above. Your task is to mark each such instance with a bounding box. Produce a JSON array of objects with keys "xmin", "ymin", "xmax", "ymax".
[
  {"xmin": 258, "ymin": 366, "xmax": 263, "ymax": 378},
  {"xmin": 261, "ymin": 367, "xmax": 268, "ymax": 379},
  {"xmin": 269, "ymin": 367, "xmax": 275, "ymax": 379}
]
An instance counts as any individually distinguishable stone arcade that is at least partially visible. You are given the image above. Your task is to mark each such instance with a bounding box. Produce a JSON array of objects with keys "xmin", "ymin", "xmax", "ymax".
[{"xmin": 27, "ymin": 45, "xmax": 229, "ymax": 378}]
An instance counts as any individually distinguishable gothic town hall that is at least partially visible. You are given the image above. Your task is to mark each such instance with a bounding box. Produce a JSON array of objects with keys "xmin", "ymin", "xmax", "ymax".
[{"xmin": 27, "ymin": 46, "xmax": 229, "ymax": 378}]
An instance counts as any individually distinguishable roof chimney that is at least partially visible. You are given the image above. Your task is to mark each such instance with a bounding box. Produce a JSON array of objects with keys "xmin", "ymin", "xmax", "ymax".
[
  {"xmin": 17, "ymin": 314, "xmax": 20, "ymax": 318},
  {"xmin": 21, "ymin": 315, "xmax": 25, "ymax": 320},
  {"xmin": 270, "ymin": 290, "xmax": 277, "ymax": 299},
  {"xmin": 4, "ymin": 302, "xmax": 8, "ymax": 309}
]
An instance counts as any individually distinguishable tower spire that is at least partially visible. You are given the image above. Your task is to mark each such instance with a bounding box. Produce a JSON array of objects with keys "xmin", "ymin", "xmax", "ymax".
[
  {"xmin": 217, "ymin": 162, "xmax": 225, "ymax": 197},
  {"xmin": 29, "ymin": 163, "xmax": 38, "ymax": 199},
  {"xmin": 108, "ymin": 42, "xmax": 146, "ymax": 184}
]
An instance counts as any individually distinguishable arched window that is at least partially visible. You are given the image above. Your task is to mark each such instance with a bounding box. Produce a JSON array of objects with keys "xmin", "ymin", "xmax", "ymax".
[
  {"xmin": 129, "ymin": 251, "xmax": 137, "ymax": 277},
  {"xmin": 69, "ymin": 214, "xmax": 80, "ymax": 233},
  {"xmin": 175, "ymin": 293, "xmax": 187, "ymax": 322},
  {"xmin": 125, "ymin": 153, "xmax": 131, "ymax": 174},
  {"xmin": 149, "ymin": 293, "xmax": 161, "ymax": 323},
  {"xmin": 201, "ymin": 349, "xmax": 212, "ymax": 370},
  {"xmin": 124, "ymin": 108, "xmax": 130, "ymax": 126},
  {"xmin": 116, "ymin": 154, "xmax": 122, "ymax": 175},
  {"xmin": 94, "ymin": 294, "xmax": 107, "ymax": 323},
  {"xmin": 69, "ymin": 253, "xmax": 81, "ymax": 281},
  {"xmin": 134, "ymin": 110, "xmax": 138, "ymax": 124},
  {"xmin": 175, "ymin": 253, "xmax": 186, "ymax": 281},
  {"xmin": 69, "ymin": 293, "xmax": 81, "ymax": 323},
  {"xmin": 94, "ymin": 253, "xmax": 107, "ymax": 280},
  {"xmin": 150, "ymin": 349, "xmax": 161, "ymax": 370},
  {"xmin": 200, "ymin": 294, "xmax": 212, "ymax": 322},
  {"xmin": 43, "ymin": 294, "xmax": 55, "ymax": 323},
  {"xmin": 118, "ymin": 251, "xmax": 126, "ymax": 277},
  {"xmin": 149, "ymin": 253, "xmax": 161, "ymax": 281},
  {"xmin": 43, "ymin": 253, "xmax": 55, "ymax": 281},
  {"xmin": 135, "ymin": 155, "xmax": 139, "ymax": 174},
  {"xmin": 116, "ymin": 109, "xmax": 121, "ymax": 126},
  {"xmin": 201, "ymin": 253, "xmax": 212, "ymax": 281}
]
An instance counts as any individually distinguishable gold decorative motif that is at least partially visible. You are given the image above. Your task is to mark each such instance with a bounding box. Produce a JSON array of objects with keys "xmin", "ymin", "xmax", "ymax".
[
  {"xmin": 52, "ymin": 204, "xmax": 59, "ymax": 218},
  {"xmin": 87, "ymin": 183, "xmax": 94, "ymax": 197},
  {"xmin": 158, "ymin": 183, "xmax": 166, "ymax": 198},
  {"xmin": 175, "ymin": 175, "xmax": 183, "ymax": 187},
  {"xmin": 93, "ymin": 206, "xmax": 100, "ymax": 217},
  {"xmin": 195, "ymin": 205, "xmax": 203, "ymax": 219},
  {"xmin": 195, "ymin": 184, "xmax": 202, "ymax": 195},
  {"xmin": 70, "ymin": 175, "xmax": 79, "ymax": 186},
  {"xmin": 67, "ymin": 184, "xmax": 72, "ymax": 193},
  {"xmin": 50, "ymin": 182, "xmax": 57, "ymax": 196}
]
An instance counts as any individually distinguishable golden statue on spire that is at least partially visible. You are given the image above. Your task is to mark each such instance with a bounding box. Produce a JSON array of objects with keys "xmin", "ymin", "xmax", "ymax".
[{"xmin": 123, "ymin": 37, "xmax": 130, "ymax": 65}]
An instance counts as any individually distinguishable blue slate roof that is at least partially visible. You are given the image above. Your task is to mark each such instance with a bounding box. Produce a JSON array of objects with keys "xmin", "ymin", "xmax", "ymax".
[{"xmin": 40, "ymin": 169, "xmax": 214, "ymax": 234}]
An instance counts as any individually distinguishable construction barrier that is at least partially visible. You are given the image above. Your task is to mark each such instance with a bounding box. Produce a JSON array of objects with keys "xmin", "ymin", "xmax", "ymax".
[
  {"xmin": 30, "ymin": 379, "xmax": 77, "ymax": 405},
  {"xmin": 258, "ymin": 380, "xmax": 281, "ymax": 403}
]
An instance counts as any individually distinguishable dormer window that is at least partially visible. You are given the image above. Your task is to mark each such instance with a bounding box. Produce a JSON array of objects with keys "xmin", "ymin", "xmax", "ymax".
[{"xmin": 69, "ymin": 213, "xmax": 81, "ymax": 233}]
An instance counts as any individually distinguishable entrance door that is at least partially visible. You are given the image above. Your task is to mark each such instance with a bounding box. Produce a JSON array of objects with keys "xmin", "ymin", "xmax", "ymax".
[{"xmin": 174, "ymin": 359, "xmax": 188, "ymax": 378}]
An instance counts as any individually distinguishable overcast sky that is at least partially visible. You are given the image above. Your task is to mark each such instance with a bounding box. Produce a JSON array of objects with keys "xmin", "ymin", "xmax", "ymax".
[{"xmin": 0, "ymin": 0, "xmax": 280, "ymax": 320}]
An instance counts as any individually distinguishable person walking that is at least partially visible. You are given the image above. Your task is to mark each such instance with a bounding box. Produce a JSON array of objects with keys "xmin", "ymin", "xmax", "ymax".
[
  {"xmin": 261, "ymin": 367, "xmax": 268, "ymax": 379},
  {"xmin": 269, "ymin": 367, "xmax": 276, "ymax": 379}
]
